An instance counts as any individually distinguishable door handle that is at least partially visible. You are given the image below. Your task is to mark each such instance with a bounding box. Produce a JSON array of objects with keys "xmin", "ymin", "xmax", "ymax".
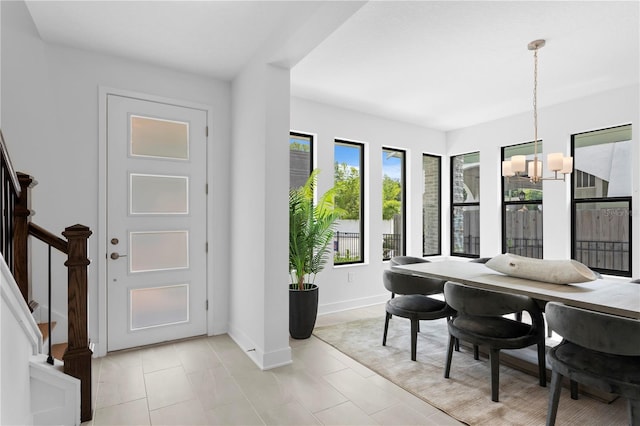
[{"xmin": 110, "ymin": 252, "xmax": 128, "ymax": 260}]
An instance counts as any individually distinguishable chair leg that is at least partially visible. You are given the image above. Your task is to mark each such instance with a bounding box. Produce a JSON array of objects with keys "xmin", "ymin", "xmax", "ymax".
[
  {"xmin": 382, "ymin": 312, "xmax": 391, "ymax": 346},
  {"xmin": 444, "ymin": 334, "xmax": 455, "ymax": 378},
  {"xmin": 454, "ymin": 337, "xmax": 460, "ymax": 352},
  {"xmin": 570, "ymin": 380, "xmax": 579, "ymax": 400},
  {"xmin": 489, "ymin": 348, "xmax": 500, "ymax": 402},
  {"xmin": 537, "ymin": 342, "xmax": 547, "ymax": 386},
  {"xmin": 515, "ymin": 312, "xmax": 523, "ymax": 322},
  {"xmin": 473, "ymin": 344, "xmax": 479, "ymax": 360},
  {"xmin": 629, "ymin": 398, "xmax": 640, "ymax": 425},
  {"xmin": 410, "ymin": 319, "xmax": 418, "ymax": 361},
  {"xmin": 546, "ymin": 371, "xmax": 563, "ymax": 426}
]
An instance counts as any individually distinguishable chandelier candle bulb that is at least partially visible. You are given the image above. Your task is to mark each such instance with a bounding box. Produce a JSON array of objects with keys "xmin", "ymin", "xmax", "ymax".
[
  {"xmin": 528, "ymin": 159, "xmax": 542, "ymax": 178},
  {"xmin": 548, "ymin": 152, "xmax": 564, "ymax": 171},
  {"xmin": 561, "ymin": 156, "xmax": 573, "ymax": 174},
  {"xmin": 502, "ymin": 161, "xmax": 514, "ymax": 177},
  {"xmin": 511, "ymin": 155, "xmax": 526, "ymax": 173}
]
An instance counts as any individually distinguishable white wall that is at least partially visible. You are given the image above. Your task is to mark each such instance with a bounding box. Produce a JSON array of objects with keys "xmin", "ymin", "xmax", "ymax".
[
  {"xmin": 447, "ymin": 85, "xmax": 640, "ymax": 278},
  {"xmin": 1, "ymin": 0, "xmax": 232, "ymax": 354},
  {"xmin": 291, "ymin": 97, "xmax": 448, "ymax": 314},
  {"xmin": 1, "ymin": 256, "xmax": 40, "ymax": 426},
  {"xmin": 229, "ymin": 60, "xmax": 291, "ymax": 369}
]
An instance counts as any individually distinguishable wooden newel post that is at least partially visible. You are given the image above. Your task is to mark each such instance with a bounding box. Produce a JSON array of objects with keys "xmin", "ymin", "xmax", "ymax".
[
  {"xmin": 13, "ymin": 172, "xmax": 34, "ymax": 303},
  {"xmin": 62, "ymin": 224, "xmax": 93, "ymax": 422}
]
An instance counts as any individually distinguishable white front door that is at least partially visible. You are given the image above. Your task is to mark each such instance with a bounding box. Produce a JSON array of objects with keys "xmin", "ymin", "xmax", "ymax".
[{"xmin": 106, "ymin": 94, "xmax": 208, "ymax": 352}]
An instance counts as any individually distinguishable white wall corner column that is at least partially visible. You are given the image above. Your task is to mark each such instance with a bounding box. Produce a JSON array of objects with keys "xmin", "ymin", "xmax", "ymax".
[{"xmin": 229, "ymin": 60, "xmax": 291, "ymax": 370}]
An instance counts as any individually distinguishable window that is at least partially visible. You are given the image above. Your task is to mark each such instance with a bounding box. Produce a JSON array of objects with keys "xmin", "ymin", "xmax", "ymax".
[
  {"xmin": 572, "ymin": 124, "xmax": 632, "ymax": 276},
  {"xmin": 289, "ymin": 132, "xmax": 313, "ymax": 189},
  {"xmin": 423, "ymin": 154, "xmax": 441, "ymax": 256},
  {"xmin": 450, "ymin": 152, "xmax": 480, "ymax": 257},
  {"xmin": 501, "ymin": 141, "xmax": 543, "ymax": 258},
  {"xmin": 382, "ymin": 148, "xmax": 405, "ymax": 260},
  {"xmin": 334, "ymin": 140, "xmax": 364, "ymax": 264}
]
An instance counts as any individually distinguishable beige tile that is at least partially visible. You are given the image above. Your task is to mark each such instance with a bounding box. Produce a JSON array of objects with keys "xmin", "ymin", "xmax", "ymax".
[
  {"xmin": 175, "ymin": 339, "xmax": 222, "ymax": 374},
  {"xmin": 92, "ymin": 398, "xmax": 150, "ymax": 426},
  {"xmin": 205, "ymin": 400, "xmax": 265, "ymax": 426},
  {"xmin": 144, "ymin": 366, "xmax": 194, "ymax": 410},
  {"xmin": 290, "ymin": 341, "xmax": 350, "ymax": 378},
  {"xmin": 271, "ymin": 365, "xmax": 348, "ymax": 413},
  {"xmin": 96, "ymin": 364, "xmax": 147, "ymax": 408},
  {"xmin": 188, "ymin": 367, "xmax": 247, "ymax": 410},
  {"xmin": 366, "ymin": 374, "xmax": 461, "ymax": 421},
  {"xmin": 233, "ymin": 370, "xmax": 296, "ymax": 414},
  {"xmin": 149, "ymin": 399, "xmax": 209, "ymax": 425},
  {"xmin": 370, "ymin": 402, "xmax": 434, "ymax": 426},
  {"xmin": 314, "ymin": 401, "xmax": 378, "ymax": 425},
  {"xmin": 322, "ymin": 368, "xmax": 399, "ymax": 415},
  {"xmin": 101, "ymin": 349, "xmax": 143, "ymax": 372},
  {"xmin": 424, "ymin": 408, "xmax": 467, "ymax": 426},
  {"xmin": 260, "ymin": 400, "xmax": 321, "ymax": 425},
  {"xmin": 141, "ymin": 344, "xmax": 181, "ymax": 374}
]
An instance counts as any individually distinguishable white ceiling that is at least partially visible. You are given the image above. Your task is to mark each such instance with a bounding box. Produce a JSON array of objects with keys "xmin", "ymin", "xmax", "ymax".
[{"xmin": 25, "ymin": 1, "xmax": 639, "ymax": 132}]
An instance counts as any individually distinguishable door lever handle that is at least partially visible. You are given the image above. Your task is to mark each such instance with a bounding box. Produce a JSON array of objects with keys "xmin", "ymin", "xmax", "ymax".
[{"xmin": 110, "ymin": 252, "xmax": 128, "ymax": 260}]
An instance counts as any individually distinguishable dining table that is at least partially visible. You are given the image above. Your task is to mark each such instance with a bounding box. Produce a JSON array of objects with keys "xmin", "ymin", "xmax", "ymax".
[{"xmin": 391, "ymin": 260, "xmax": 640, "ymax": 320}]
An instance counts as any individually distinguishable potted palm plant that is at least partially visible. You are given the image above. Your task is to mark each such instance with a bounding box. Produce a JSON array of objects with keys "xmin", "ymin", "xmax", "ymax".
[{"xmin": 289, "ymin": 169, "xmax": 341, "ymax": 339}]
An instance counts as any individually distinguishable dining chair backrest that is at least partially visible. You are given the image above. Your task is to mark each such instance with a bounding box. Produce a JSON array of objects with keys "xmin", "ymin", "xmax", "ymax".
[
  {"xmin": 545, "ymin": 302, "xmax": 640, "ymax": 356},
  {"xmin": 383, "ymin": 270, "xmax": 445, "ymax": 296},
  {"xmin": 444, "ymin": 281, "xmax": 543, "ymax": 324},
  {"xmin": 469, "ymin": 257, "xmax": 492, "ymax": 264},
  {"xmin": 390, "ymin": 256, "xmax": 430, "ymax": 266}
]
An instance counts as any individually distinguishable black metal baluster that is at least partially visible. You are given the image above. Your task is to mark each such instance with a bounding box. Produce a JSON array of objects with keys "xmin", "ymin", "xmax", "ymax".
[{"xmin": 47, "ymin": 245, "xmax": 54, "ymax": 365}]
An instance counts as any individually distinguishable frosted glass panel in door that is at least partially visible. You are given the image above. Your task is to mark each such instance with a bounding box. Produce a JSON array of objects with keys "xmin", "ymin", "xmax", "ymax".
[
  {"xmin": 130, "ymin": 284, "xmax": 189, "ymax": 330},
  {"xmin": 130, "ymin": 231, "xmax": 189, "ymax": 273},
  {"xmin": 130, "ymin": 174, "xmax": 188, "ymax": 214},
  {"xmin": 130, "ymin": 115, "xmax": 189, "ymax": 159}
]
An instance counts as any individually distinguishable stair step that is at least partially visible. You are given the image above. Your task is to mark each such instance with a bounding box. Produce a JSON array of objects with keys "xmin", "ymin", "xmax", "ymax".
[
  {"xmin": 51, "ymin": 343, "xmax": 67, "ymax": 361},
  {"xmin": 37, "ymin": 321, "xmax": 57, "ymax": 342}
]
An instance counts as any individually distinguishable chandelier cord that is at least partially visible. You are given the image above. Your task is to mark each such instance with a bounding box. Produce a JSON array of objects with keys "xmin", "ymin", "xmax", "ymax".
[{"xmin": 533, "ymin": 46, "xmax": 539, "ymax": 176}]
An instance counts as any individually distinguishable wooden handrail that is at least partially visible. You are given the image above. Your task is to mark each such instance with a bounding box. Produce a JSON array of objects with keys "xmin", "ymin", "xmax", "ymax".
[
  {"xmin": 0, "ymin": 130, "xmax": 21, "ymax": 196},
  {"xmin": 3, "ymin": 134, "xmax": 93, "ymax": 421},
  {"xmin": 14, "ymin": 173, "xmax": 34, "ymax": 301},
  {"xmin": 28, "ymin": 222, "xmax": 69, "ymax": 254}
]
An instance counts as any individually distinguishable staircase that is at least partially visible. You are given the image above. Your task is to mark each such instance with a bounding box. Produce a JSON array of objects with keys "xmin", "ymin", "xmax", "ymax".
[
  {"xmin": 0, "ymin": 131, "xmax": 92, "ymax": 424},
  {"xmin": 37, "ymin": 322, "xmax": 67, "ymax": 361}
]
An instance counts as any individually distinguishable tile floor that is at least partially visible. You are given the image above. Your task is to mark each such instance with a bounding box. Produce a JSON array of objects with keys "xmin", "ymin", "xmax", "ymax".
[{"xmin": 86, "ymin": 304, "xmax": 463, "ymax": 425}]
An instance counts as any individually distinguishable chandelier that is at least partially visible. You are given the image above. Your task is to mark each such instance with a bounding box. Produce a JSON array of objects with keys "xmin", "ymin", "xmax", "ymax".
[{"xmin": 502, "ymin": 39, "xmax": 573, "ymax": 183}]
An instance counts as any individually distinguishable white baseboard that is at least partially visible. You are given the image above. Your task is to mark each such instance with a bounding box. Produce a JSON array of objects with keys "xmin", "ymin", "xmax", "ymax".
[
  {"xmin": 317, "ymin": 293, "xmax": 388, "ymax": 316},
  {"xmin": 227, "ymin": 323, "xmax": 292, "ymax": 370}
]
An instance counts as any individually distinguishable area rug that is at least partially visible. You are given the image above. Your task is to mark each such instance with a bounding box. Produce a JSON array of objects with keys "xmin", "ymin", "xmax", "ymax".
[{"xmin": 313, "ymin": 316, "xmax": 627, "ymax": 426}]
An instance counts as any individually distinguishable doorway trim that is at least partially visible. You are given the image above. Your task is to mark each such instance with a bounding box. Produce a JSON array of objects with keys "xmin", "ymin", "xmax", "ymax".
[{"xmin": 97, "ymin": 86, "xmax": 214, "ymax": 357}]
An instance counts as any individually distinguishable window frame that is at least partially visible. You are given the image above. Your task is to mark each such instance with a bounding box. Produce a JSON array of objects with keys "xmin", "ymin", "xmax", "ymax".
[
  {"xmin": 422, "ymin": 154, "xmax": 441, "ymax": 257},
  {"xmin": 381, "ymin": 147, "xmax": 406, "ymax": 261},
  {"xmin": 450, "ymin": 152, "xmax": 480, "ymax": 258},
  {"xmin": 289, "ymin": 131, "xmax": 314, "ymax": 189},
  {"xmin": 334, "ymin": 139, "xmax": 365, "ymax": 265},
  {"xmin": 570, "ymin": 124, "xmax": 632, "ymax": 277},
  {"xmin": 501, "ymin": 141, "xmax": 544, "ymax": 258}
]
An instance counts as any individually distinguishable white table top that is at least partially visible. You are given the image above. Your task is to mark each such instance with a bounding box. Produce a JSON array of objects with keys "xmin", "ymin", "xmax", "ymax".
[{"xmin": 391, "ymin": 261, "xmax": 640, "ymax": 319}]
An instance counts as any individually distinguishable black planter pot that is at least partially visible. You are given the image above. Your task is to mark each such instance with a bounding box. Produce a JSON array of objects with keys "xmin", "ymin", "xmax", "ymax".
[{"xmin": 289, "ymin": 284, "xmax": 319, "ymax": 339}]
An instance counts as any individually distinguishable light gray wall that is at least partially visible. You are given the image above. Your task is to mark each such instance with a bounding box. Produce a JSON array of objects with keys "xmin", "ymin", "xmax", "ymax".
[
  {"xmin": 1, "ymin": 0, "xmax": 232, "ymax": 354},
  {"xmin": 447, "ymin": 85, "xmax": 639, "ymax": 277},
  {"xmin": 229, "ymin": 59, "xmax": 291, "ymax": 369},
  {"xmin": 291, "ymin": 97, "xmax": 448, "ymax": 314}
]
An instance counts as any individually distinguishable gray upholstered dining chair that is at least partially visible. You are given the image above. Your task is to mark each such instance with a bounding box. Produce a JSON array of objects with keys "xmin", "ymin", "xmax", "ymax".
[
  {"xmin": 388, "ymin": 256, "xmax": 430, "ymax": 299},
  {"xmin": 390, "ymin": 256, "xmax": 430, "ymax": 266},
  {"xmin": 382, "ymin": 270, "xmax": 454, "ymax": 361},
  {"xmin": 443, "ymin": 281, "xmax": 547, "ymax": 402},
  {"xmin": 545, "ymin": 302, "xmax": 640, "ymax": 426}
]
